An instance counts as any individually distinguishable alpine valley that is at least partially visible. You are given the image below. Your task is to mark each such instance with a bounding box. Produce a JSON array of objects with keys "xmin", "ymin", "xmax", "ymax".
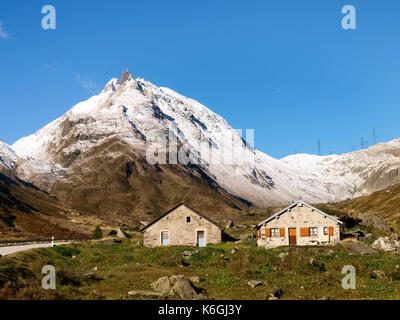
[{"xmin": 1, "ymin": 70, "xmax": 400, "ymax": 238}]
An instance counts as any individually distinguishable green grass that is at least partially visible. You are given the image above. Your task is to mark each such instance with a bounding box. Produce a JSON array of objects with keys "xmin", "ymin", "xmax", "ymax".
[{"xmin": 1, "ymin": 236, "xmax": 400, "ymax": 300}]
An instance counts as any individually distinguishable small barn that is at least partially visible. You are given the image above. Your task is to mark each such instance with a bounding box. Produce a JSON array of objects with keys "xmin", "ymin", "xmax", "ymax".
[
  {"xmin": 141, "ymin": 203, "xmax": 222, "ymax": 247},
  {"xmin": 256, "ymin": 200, "xmax": 343, "ymax": 248}
]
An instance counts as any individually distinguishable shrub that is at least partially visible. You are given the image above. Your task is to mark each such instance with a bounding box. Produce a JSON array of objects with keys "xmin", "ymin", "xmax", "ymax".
[
  {"xmin": 92, "ymin": 226, "xmax": 103, "ymax": 239},
  {"xmin": 52, "ymin": 246, "xmax": 80, "ymax": 258}
]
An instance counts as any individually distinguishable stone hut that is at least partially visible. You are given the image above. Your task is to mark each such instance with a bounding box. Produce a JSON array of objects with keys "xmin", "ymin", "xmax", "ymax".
[
  {"xmin": 141, "ymin": 203, "xmax": 222, "ymax": 247},
  {"xmin": 256, "ymin": 200, "xmax": 343, "ymax": 248}
]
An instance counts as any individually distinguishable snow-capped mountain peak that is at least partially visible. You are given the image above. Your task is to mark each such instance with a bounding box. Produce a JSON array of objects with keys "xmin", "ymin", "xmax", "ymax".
[{"xmin": 8, "ymin": 69, "xmax": 400, "ymax": 206}]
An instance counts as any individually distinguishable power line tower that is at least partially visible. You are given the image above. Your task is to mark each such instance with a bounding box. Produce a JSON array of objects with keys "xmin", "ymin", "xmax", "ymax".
[
  {"xmin": 373, "ymin": 128, "xmax": 377, "ymax": 145},
  {"xmin": 360, "ymin": 137, "xmax": 364, "ymax": 149},
  {"xmin": 317, "ymin": 140, "xmax": 321, "ymax": 156},
  {"xmin": 351, "ymin": 144, "xmax": 356, "ymax": 152}
]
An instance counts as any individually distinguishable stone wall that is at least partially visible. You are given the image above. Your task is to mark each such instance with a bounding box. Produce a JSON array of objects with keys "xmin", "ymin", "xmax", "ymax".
[
  {"xmin": 257, "ymin": 203, "xmax": 342, "ymax": 249},
  {"xmin": 143, "ymin": 205, "xmax": 222, "ymax": 247}
]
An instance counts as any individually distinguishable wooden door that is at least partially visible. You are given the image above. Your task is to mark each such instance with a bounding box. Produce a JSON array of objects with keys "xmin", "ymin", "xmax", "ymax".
[{"xmin": 289, "ymin": 228, "xmax": 297, "ymax": 245}]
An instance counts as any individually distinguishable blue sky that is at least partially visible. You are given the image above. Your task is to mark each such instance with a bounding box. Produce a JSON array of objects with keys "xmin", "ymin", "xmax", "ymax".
[{"xmin": 0, "ymin": 0, "xmax": 399, "ymax": 158}]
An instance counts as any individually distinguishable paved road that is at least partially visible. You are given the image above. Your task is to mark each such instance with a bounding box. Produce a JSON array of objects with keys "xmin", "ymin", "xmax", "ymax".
[{"xmin": 0, "ymin": 242, "xmax": 70, "ymax": 256}]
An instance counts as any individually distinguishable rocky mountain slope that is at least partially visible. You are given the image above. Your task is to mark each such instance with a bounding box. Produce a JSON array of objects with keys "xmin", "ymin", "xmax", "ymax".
[{"xmin": 0, "ymin": 69, "xmax": 398, "ymax": 233}]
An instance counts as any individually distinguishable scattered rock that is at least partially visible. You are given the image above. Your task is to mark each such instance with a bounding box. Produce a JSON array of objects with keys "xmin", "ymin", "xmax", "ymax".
[
  {"xmin": 128, "ymin": 290, "xmax": 163, "ymax": 298},
  {"xmin": 309, "ymin": 258, "xmax": 314, "ymax": 264},
  {"xmin": 226, "ymin": 220, "xmax": 234, "ymax": 229},
  {"xmin": 189, "ymin": 276, "xmax": 200, "ymax": 283},
  {"xmin": 371, "ymin": 237, "xmax": 399, "ymax": 252},
  {"xmin": 371, "ymin": 270, "xmax": 386, "ymax": 279},
  {"xmin": 230, "ymin": 249, "xmax": 237, "ymax": 254},
  {"xmin": 364, "ymin": 233, "xmax": 373, "ymax": 239},
  {"xmin": 248, "ymin": 280, "xmax": 262, "ymax": 288},
  {"xmin": 390, "ymin": 233, "xmax": 399, "ymax": 241},
  {"xmin": 267, "ymin": 288, "xmax": 283, "ymax": 300},
  {"xmin": 71, "ymin": 255, "xmax": 76, "ymax": 259},
  {"xmin": 116, "ymin": 228, "xmax": 130, "ymax": 239},
  {"xmin": 278, "ymin": 252, "xmax": 289, "ymax": 259},
  {"xmin": 93, "ymin": 266, "xmax": 99, "ymax": 271},
  {"xmin": 182, "ymin": 251, "xmax": 194, "ymax": 258}
]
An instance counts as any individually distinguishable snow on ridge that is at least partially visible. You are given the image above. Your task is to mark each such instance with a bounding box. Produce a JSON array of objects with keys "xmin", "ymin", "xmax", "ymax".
[{"xmin": 6, "ymin": 70, "xmax": 400, "ymax": 205}]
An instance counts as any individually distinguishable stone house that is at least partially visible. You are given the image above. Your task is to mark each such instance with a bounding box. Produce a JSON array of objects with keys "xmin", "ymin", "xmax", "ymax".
[
  {"xmin": 256, "ymin": 200, "xmax": 343, "ymax": 248},
  {"xmin": 141, "ymin": 203, "xmax": 222, "ymax": 247}
]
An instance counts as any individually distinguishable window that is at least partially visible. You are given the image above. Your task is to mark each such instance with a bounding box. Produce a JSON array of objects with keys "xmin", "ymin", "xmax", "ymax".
[
  {"xmin": 323, "ymin": 227, "xmax": 329, "ymax": 235},
  {"xmin": 161, "ymin": 231, "xmax": 169, "ymax": 245},
  {"xmin": 270, "ymin": 228, "xmax": 280, "ymax": 237},
  {"xmin": 309, "ymin": 227, "xmax": 318, "ymax": 236},
  {"xmin": 186, "ymin": 216, "xmax": 191, "ymax": 223}
]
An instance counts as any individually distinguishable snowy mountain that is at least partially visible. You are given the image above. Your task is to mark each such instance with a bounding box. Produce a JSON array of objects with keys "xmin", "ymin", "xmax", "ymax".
[{"xmin": 5, "ymin": 69, "xmax": 400, "ymax": 213}]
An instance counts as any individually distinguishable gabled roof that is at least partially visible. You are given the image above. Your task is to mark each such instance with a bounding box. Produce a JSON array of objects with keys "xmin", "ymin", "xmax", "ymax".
[
  {"xmin": 140, "ymin": 203, "xmax": 223, "ymax": 232},
  {"xmin": 256, "ymin": 200, "xmax": 343, "ymax": 228}
]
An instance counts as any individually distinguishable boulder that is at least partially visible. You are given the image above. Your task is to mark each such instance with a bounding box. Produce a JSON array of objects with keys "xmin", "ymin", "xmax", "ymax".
[
  {"xmin": 170, "ymin": 275, "xmax": 202, "ymax": 299},
  {"xmin": 342, "ymin": 240, "xmax": 378, "ymax": 255},
  {"xmin": 248, "ymin": 280, "xmax": 262, "ymax": 288},
  {"xmin": 151, "ymin": 276, "xmax": 173, "ymax": 295},
  {"xmin": 150, "ymin": 275, "xmax": 206, "ymax": 300},
  {"xmin": 371, "ymin": 237, "xmax": 399, "ymax": 252}
]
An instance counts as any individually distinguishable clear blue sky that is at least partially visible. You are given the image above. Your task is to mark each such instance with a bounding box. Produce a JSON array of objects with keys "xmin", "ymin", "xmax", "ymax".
[{"xmin": 0, "ymin": 0, "xmax": 399, "ymax": 158}]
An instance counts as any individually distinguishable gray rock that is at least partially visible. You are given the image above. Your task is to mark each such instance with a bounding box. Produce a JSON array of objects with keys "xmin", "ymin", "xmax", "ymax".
[
  {"xmin": 248, "ymin": 280, "xmax": 262, "ymax": 288},
  {"xmin": 151, "ymin": 275, "xmax": 206, "ymax": 300},
  {"xmin": 226, "ymin": 220, "xmax": 234, "ymax": 228},
  {"xmin": 151, "ymin": 276, "xmax": 173, "ymax": 295},
  {"xmin": 371, "ymin": 270, "xmax": 386, "ymax": 279},
  {"xmin": 230, "ymin": 249, "xmax": 237, "ymax": 254},
  {"xmin": 278, "ymin": 252, "xmax": 289, "ymax": 259},
  {"xmin": 371, "ymin": 237, "xmax": 399, "ymax": 252},
  {"xmin": 390, "ymin": 233, "xmax": 399, "ymax": 241},
  {"xmin": 343, "ymin": 241, "xmax": 378, "ymax": 255},
  {"xmin": 170, "ymin": 275, "xmax": 202, "ymax": 299},
  {"xmin": 128, "ymin": 290, "xmax": 163, "ymax": 297},
  {"xmin": 182, "ymin": 251, "xmax": 194, "ymax": 258},
  {"xmin": 189, "ymin": 276, "xmax": 200, "ymax": 283},
  {"xmin": 116, "ymin": 228, "xmax": 129, "ymax": 239}
]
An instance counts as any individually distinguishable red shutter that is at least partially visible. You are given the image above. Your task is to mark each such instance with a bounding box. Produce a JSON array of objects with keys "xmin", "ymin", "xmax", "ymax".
[
  {"xmin": 265, "ymin": 228, "xmax": 271, "ymax": 237},
  {"xmin": 280, "ymin": 228, "xmax": 285, "ymax": 237},
  {"xmin": 329, "ymin": 226, "xmax": 334, "ymax": 236},
  {"xmin": 300, "ymin": 228, "xmax": 309, "ymax": 237}
]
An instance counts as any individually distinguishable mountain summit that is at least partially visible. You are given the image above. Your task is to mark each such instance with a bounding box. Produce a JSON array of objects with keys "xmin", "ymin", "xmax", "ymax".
[{"xmin": 1, "ymin": 69, "xmax": 399, "ymax": 227}]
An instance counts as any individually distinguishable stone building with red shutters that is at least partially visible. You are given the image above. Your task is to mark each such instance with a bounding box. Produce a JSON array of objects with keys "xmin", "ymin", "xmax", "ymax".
[{"xmin": 256, "ymin": 200, "xmax": 343, "ymax": 249}]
